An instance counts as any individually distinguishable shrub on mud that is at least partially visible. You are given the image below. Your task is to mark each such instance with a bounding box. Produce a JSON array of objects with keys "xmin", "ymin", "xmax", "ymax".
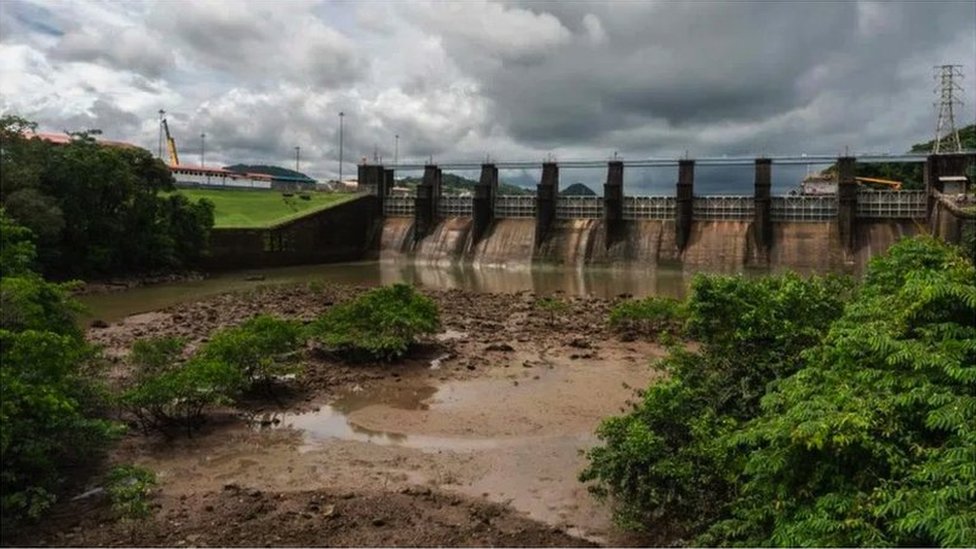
[
  {"xmin": 608, "ymin": 296, "xmax": 687, "ymax": 339},
  {"xmin": 199, "ymin": 315, "xmax": 304, "ymax": 393},
  {"xmin": 130, "ymin": 336, "xmax": 186, "ymax": 381},
  {"xmin": 105, "ymin": 465, "xmax": 157, "ymax": 520},
  {"xmin": 1, "ymin": 211, "xmax": 119, "ymax": 530},
  {"xmin": 120, "ymin": 357, "xmax": 241, "ymax": 437},
  {"xmin": 308, "ymin": 283, "xmax": 440, "ymax": 361},
  {"xmin": 534, "ymin": 296, "xmax": 569, "ymax": 327}
]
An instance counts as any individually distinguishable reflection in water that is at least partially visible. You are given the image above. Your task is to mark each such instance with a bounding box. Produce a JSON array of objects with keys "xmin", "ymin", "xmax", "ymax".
[
  {"xmin": 260, "ymin": 383, "xmax": 517, "ymax": 452},
  {"xmin": 80, "ymin": 260, "xmax": 702, "ymax": 322}
]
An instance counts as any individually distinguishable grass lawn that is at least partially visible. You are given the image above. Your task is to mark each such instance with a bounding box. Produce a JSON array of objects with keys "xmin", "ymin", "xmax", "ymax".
[{"xmin": 175, "ymin": 188, "xmax": 358, "ymax": 228}]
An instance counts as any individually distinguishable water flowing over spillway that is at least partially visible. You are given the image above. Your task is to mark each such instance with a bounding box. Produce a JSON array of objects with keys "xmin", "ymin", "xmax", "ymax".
[{"xmin": 377, "ymin": 217, "xmax": 920, "ymax": 272}]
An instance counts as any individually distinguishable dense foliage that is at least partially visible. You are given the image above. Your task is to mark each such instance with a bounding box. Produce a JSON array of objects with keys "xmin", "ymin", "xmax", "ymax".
[
  {"xmin": 0, "ymin": 211, "xmax": 118, "ymax": 528},
  {"xmin": 581, "ymin": 273, "xmax": 851, "ymax": 539},
  {"xmin": 582, "ymin": 237, "xmax": 976, "ymax": 546},
  {"xmin": 309, "ymin": 283, "xmax": 440, "ymax": 361},
  {"xmin": 200, "ymin": 315, "xmax": 304, "ymax": 392},
  {"xmin": 0, "ymin": 114, "xmax": 215, "ymax": 279},
  {"xmin": 105, "ymin": 465, "xmax": 157, "ymax": 520},
  {"xmin": 608, "ymin": 296, "xmax": 687, "ymax": 339}
]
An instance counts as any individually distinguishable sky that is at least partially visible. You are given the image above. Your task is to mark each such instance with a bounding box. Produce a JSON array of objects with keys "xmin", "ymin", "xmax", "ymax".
[{"xmin": 1, "ymin": 0, "xmax": 974, "ymax": 192}]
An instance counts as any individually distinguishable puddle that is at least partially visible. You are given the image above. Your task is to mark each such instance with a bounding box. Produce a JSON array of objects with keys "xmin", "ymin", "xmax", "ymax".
[{"xmin": 254, "ymin": 381, "xmax": 527, "ymax": 452}]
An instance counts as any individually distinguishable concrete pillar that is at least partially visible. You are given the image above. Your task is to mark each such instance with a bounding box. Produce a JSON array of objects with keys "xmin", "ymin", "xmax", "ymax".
[
  {"xmin": 414, "ymin": 164, "xmax": 440, "ymax": 241},
  {"xmin": 837, "ymin": 156, "xmax": 857, "ymax": 252},
  {"xmin": 358, "ymin": 164, "xmax": 386, "ymax": 216},
  {"xmin": 536, "ymin": 162, "xmax": 558, "ymax": 247},
  {"xmin": 925, "ymin": 153, "xmax": 975, "ymax": 220},
  {"xmin": 754, "ymin": 158, "xmax": 772, "ymax": 250},
  {"xmin": 472, "ymin": 163, "xmax": 498, "ymax": 244},
  {"xmin": 604, "ymin": 161, "xmax": 624, "ymax": 247},
  {"xmin": 675, "ymin": 159, "xmax": 694, "ymax": 250}
]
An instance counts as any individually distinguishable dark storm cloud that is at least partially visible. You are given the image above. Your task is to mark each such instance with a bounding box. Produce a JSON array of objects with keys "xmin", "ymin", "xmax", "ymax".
[{"xmin": 411, "ymin": 1, "xmax": 975, "ymax": 156}]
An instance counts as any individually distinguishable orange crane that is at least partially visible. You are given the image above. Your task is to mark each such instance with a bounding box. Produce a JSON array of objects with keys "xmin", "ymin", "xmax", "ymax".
[
  {"xmin": 855, "ymin": 176, "xmax": 902, "ymax": 190},
  {"xmin": 161, "ymin": 118, "xmax": 180, "ymax": 166}
]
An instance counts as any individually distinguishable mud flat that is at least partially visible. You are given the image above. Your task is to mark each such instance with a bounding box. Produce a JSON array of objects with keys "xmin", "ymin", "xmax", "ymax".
[{"xmin": 27, "ymin": 284, "xmax": 666, "ymax": 547}]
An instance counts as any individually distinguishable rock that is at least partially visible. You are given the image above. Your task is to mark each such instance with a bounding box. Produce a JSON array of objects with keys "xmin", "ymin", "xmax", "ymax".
[
  {"xmin": 485, "ymin": 343, "xmax": 515, "ymax": 352},
  {"xmin": 244, "ymin": 275, "xmax": 265, "ymax": 281},
  {"xmin": 466, "ymin": 364, "xmax": 476, "ymax": 370},
  {"xmin": 569, "ymin": 338, "xmax": 591, "ymax": 349},
  {"xmin": 522, "ymin": 361, "xmax": 533, "ymax": 368},
  {"xmin": 323, "ymin": 504, "xmax": 337, "ymax": 518},
  {"xmin": 89, "ymin": 319, "xmax": 109, "ymax": 329},
  {"xmin": 371, "ymin": 518, "xmax": 386, "ymax": 527}
]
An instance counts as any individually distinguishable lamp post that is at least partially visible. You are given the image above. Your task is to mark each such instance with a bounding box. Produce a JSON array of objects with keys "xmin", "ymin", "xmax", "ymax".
[
  {"xmin": 200, "ymin": 133, "xmax": 205, "ymax": 168},
  {"xmin": 338, "ymin": 111, "xmax": 345, "ymax": 184},
  {"xmin": 295, "ymin": 146, "xmax": 301, "ymax": 172},
  {"xmin": 394, "ymin": 134, "xmax": 399, "ymax": 167},
  {"xmin": 157, "ymin": 109, "xmax": 165, "ymax": 159}
]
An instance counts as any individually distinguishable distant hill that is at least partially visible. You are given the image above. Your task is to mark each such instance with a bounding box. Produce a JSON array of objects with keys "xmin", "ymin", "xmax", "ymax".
[
  {"xmin": 560, "ymin": 183, "xmax": 597, "ymax": 196},
  {"xmin": 225, "ymin": 164, "xmax": 315, "ymax": 182},
  {"xmin": 399, "ymin": 173, "xmax": 532, "ymax": 195}
]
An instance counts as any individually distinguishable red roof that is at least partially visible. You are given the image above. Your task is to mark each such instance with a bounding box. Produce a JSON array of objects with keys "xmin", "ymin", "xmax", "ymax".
[{"xmin": 27, "ymin": 131, "xmax": 138, "ymax": 149}]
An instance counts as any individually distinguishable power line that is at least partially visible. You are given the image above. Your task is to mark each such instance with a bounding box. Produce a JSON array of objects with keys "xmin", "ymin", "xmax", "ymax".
[{"xmin": 933, "ymin": 64, "xmax": 964, "ymax": 154}]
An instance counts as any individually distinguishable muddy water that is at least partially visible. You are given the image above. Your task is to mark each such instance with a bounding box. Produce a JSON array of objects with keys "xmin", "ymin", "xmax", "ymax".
[
  {"xmin": 129, "ymin": 342, "xmax": 663, "ymax": 544},
  {"xmin": 80, "ymin": 260, "xmax": 697, "ymax": 323}
]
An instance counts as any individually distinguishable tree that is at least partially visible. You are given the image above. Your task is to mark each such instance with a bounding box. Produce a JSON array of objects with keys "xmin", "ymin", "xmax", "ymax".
[
  {"xmin": 705, "ymin": 237, "xmax": 976, "ymax": 547},
  {"xmin": 0, "ymin": 213, "xmax": 118, "ymax": 529}
]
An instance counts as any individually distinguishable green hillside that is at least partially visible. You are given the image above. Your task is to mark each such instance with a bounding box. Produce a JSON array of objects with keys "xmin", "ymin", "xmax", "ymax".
[
  {"xmin": 174, "ymin": 189, "xmax": 355, "ymax": 228},
  {"xmin": 561, "ymin": 183, "xmax": 597, "ymax": 196}
]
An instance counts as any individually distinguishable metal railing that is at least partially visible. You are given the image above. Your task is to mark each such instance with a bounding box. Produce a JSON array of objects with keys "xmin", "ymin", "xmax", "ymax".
[
  {"xmin": 556, "ymin": 196, "xmax": 603, "ymax": 219},
  {"xmin": 384, "ymin": 194, "xmax": 415, "ymax": 217},
  {"xmin": 437, "ymin": 195, "xmax": 473, "ymax": 217},
  {"xmin": 495, "ymin": 195, "xmax": 536, "ymax": 218},
  {"xmin": 623, "ymin": 196, "xmax": 675, "ymax": 219},
  {"xmin": 693, "ymin": 196, "xmax": 755, "ymax": 220},
  {"xmin": 856, "ymin": 190, "xmax": 926, "ymax": 218},
  {"xmin": 771, "ymin": 195, "xmax": 837, "ymax": 221}
]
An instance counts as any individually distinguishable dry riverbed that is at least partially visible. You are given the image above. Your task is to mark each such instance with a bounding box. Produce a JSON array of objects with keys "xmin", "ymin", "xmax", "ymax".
[{"xmin": 24, "ymin": 284, "xmax": 666, "ymax": 547}]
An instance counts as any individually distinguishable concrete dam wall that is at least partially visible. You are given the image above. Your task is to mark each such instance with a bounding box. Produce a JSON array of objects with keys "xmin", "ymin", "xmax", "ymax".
[{"xmin": 376, "ymin": 216, "xmax": 919, "ymax": 272}]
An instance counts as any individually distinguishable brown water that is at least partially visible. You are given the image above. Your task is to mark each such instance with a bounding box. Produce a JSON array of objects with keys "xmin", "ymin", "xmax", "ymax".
[{"xmin": 79, "ymin": 260, "xmax": 699, "ymax": 323}]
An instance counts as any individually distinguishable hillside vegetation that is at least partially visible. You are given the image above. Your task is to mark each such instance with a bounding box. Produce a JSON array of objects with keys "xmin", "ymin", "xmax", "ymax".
[
  {"xmin": 399, "ymin": 173, "xmax": 532, "ymax": 195},
  {"xmin": 849, "ymin": 124, "xmax": 975, "ymax": 189}
]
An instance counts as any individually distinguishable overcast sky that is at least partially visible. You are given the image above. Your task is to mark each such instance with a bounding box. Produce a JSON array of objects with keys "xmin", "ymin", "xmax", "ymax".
[{"xmin": 1, "ymin": 0, "xmax": 974, "ymax": 189}]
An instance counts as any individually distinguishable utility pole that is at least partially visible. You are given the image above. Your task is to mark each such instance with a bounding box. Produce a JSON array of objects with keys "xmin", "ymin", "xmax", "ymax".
[
  {"xmin": 338, "ymin": 111, "xmax": 345, "ymax": 183},
  {"xmin": 295, "ymin": 146, "xmax": 301, "ymax": 172},
  {"xmin": 394, "ymin": 134, "xmax": 399, "ymax": 167},
  {"xmin": 200, "ymin": 133, "xmax": 205, "ymax": 168},
  {"xmin": 933, "ymin": 65, "xmax": 964, "ymax": 154},
  {"xmin": 158, "ymin": 109, "xmax": 165, "ymax": 159}
]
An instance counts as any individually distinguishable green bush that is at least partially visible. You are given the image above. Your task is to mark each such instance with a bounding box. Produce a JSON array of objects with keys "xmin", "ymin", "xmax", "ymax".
[
  {"xmin": 608, "ymin": 296, "xmax": 687, "ymax": 338},
  {"xmin": 581, "ymin": 272, "xmax": 851, "ymax": 539},
  {"xmin": 120, "ymin": 357, "xmax": 242, "ymax": 437},
  {"xmin": 534, "ymin": 295, "xmax": 569, "ymax": 326},
  {"xmin": 309, "ymin": 283, "xmax": 440, "ymax": 361},
  {"xmin": 704, "ymin": 237, "xmax": 976, "ymax": 547},
  {"xmin": 0, "ymin": 212, "xmax": 119, "ymax": 529},
  {"xmin": 105, "ymin": 465, "xmax": 156, "ymax": 520},
  {"xmin": 1, "ymin": 329, "xmax": 120, "ymax": 526},
  {"xmin": 582, "ymin": 237, "xmax": 976, "ymax": 546},
  {"xmin": 129, "ymin": 336, "xmax": 185, "ymax": 381},
  {"xmin": 200, "ymin": 315, "xmax": 303, "ymax": 392}
]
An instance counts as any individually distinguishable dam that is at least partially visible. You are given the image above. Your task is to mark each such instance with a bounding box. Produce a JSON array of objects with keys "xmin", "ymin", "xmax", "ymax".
[
  {"xmin": 206, "ymin": 153, "xmax": 973, "ymax": 273},
  {"xmin": 367, "ymin": 153, "xmax": 972, "ymax": 272}
]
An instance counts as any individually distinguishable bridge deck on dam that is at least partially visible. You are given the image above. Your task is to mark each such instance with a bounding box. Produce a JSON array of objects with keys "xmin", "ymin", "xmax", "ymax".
[{"xmin": 384, "ymin": 190, "xmax": 928, "ymax": 221}]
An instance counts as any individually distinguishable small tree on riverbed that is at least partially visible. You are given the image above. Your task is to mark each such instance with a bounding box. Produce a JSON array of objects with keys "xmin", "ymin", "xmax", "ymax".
[{"xmin": 308, "ymin": 283, "xmax": 440, "ymax": 361}]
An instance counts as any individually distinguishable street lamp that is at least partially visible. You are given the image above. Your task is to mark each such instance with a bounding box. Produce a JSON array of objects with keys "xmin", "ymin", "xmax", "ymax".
[
  {"xmin": 338, "ymin": 111, "xmax": 345, "ymax": 184},
  {"xmin": 157, "ymin": 109, "xmax": 165, "ymax": 159},
  {"xmin": 394, "ymin": 134, "xmax": 399, "ymax": 167},
  {"xmin": 200, "ymin": 133, "xmax": 206, "ymax": 168},
  {"xmin": 295, "ymin": 146, "xmax": 301, "ymax": 172}
]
